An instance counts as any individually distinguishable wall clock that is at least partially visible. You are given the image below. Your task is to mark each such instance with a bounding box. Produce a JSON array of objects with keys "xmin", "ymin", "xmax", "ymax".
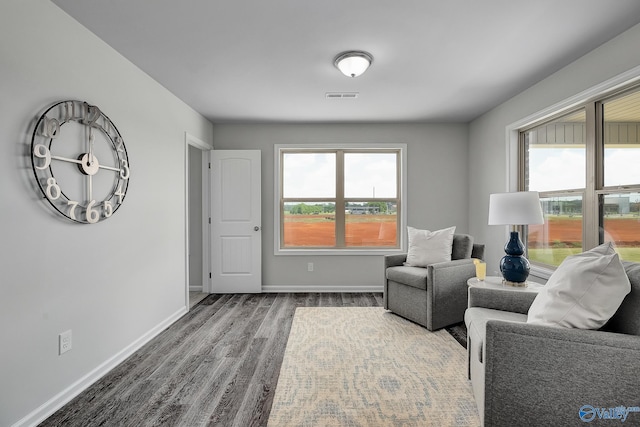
[{"xmin": 30, "ymin": 100, "xmax": 130, "ymax": 224}]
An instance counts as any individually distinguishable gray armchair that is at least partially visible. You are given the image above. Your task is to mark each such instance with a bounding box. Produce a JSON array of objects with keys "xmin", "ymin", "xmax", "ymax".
[
  {"xmin": 384, "ymin": 234, "xmax": 485, "ymax": 331},
  {"xmin": 465, "ymin": 261, "xmax": 640, "ymax": 426}
]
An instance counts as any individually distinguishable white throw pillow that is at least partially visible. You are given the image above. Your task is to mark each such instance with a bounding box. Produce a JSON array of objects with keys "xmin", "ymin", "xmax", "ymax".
[
  {"xmin": 404, "ymin": 226, "xmax": 456, "ymax": 268},
  {"xmin": 527, "ymin": 242, "xmax": 630, "ymax": 329}
]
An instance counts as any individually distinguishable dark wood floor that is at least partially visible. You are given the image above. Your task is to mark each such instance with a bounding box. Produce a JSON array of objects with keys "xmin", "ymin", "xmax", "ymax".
[{"xmin": 40, "ymin": 293, "xmax": 384, "ymax": 427}]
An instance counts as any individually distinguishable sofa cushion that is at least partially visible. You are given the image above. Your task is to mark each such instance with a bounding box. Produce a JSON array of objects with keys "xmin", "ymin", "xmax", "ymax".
[
  {"xmin": 404, "ymin": 226, "xmax": 455, "ymax": 267},
  {"xmin": 386, "ymin": 266, "xmax": 428, "ymax": 290},
  {"xmin": 465, "ymin": 307, "xmax": 527, "ymax": 362},
  {"xmin": 527, "ymin": 242, "xmax": 630, "ymax": 330},
  {"xmin": 604, "ymin": 261, "xmax": 640, "ymax": 336}
]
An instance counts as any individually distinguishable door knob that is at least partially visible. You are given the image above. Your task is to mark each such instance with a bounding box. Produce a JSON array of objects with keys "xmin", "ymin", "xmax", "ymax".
[{"xmin": 254, "ymin": 226, "xmax": 260, "ymax": 231}]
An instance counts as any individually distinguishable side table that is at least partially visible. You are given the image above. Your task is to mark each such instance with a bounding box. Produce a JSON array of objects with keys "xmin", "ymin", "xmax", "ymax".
[{"xmin": 467, "ymin": 275, "xmax": 544, "ymax": 292}]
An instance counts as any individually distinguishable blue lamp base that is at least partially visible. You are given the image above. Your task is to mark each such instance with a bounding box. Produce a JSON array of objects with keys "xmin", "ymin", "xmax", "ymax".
[{"xmin": 499, "ymin": 231, "xmax": 530, "ymax": 285}]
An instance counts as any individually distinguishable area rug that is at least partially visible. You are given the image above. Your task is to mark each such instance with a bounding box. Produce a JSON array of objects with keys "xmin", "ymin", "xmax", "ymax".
[{"xmin": 268, "ymin": 307, "xmax": 479, "ymax": 426}]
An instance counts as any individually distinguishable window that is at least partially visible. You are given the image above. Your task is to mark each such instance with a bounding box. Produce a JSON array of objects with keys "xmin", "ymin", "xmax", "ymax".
[
  {"xmin": 275, "ymin": 144, "xmax": 406, "ymax": 254},
  {"xmin": 520, "ymin": 87, "xmax": 640, "ymax": 267}
]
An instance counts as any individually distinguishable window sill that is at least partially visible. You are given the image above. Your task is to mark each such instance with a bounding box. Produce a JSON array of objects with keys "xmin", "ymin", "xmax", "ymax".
[
  {"xmin": 274, "ymin": 248, "xmax": 405, "ymax": 256},
  {"xmin": 529, "ymin": 264, "xmax": 554, "ymax": 282}
]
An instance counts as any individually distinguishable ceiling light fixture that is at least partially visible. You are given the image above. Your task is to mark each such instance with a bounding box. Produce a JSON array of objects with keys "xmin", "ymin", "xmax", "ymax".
[{"xmin": 334, "ymin": 51, "xmax": 373, "ymax": 78}]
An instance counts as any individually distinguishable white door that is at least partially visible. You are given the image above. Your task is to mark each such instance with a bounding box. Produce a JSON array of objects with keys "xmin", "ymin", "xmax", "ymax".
[{"xmin": 210, "ymin": 150, "xmax": 261, "ymax": 293}]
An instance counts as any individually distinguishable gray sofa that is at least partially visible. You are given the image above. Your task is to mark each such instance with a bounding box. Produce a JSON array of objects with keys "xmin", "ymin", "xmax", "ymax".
[
  {"xmin": 465, "ymin": 261, "xmax": 640, "ymax": 426},
  {"xmin": 384, "ymin": 234, "xmax": 485, "ymax": 331}
]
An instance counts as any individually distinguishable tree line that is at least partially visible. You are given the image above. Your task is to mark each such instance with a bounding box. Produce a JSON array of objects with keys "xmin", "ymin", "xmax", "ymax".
[{"xmin": 285, "ymin": 202, "xmax": 390, "ymax": 214}]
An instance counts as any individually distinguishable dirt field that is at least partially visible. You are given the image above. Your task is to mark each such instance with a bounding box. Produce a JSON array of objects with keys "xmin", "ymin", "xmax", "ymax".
[
  {"xmin": 529, "ymin": 216, "xmax": 640, "ymax": 247},
  {"xmin": 284, "ymin": 214, "xmax": 397, "ymax": 247},
  {"xmin": 284, "ymin": 214, "xmax": 640, "ymax": 248}
]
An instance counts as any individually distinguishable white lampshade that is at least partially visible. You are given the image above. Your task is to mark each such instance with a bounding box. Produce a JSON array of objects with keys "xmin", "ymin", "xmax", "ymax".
[
  {"xmin": 334, "ymin": 51, "xmax": 372, "ymax": 78},
  {"xmin": 488, "ymin": 191, "xmax": 544, "ymax": 225}
]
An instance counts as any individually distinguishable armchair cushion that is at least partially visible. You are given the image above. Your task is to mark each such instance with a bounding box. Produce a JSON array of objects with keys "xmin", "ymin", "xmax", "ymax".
[
  {"xmin": 465, "ymin": 307, "xmax": 527, "ymax": 362},
  {"xmin": 527, "ymin": 242, "xmax": 630, "ymax": 329},
  {"xmin": 605, "ymin": 261, "xmax": 640, "ymax": 335},
  {"xmin": 452, "ymin": 233, "xmax": 475, "ymax": 260},
  {"xmin": 404, "ymin": 226, "xmax": 455, "ymax": 267},
  {"xmin": 386, "ymin": 265, "xmax": 428, "ymax": 290}
]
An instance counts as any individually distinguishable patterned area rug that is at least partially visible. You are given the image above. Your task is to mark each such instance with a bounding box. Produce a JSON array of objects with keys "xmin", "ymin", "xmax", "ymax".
[{"xmin": 268, "ymin": 307, "xmax": 479, "ymax": 426}]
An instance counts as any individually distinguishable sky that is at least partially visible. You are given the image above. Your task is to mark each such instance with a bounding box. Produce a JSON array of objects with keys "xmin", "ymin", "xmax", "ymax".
[
  {"xmin": 283, "ymin": 147, "xmax": 639, "ymax": 202},
  {"xmin": 529, "ymin": 147, "xmax": 640, "ymax": 202},
  {"xmin": 283, "ymin": 152, "xmax": 397, "ymax": 199}
]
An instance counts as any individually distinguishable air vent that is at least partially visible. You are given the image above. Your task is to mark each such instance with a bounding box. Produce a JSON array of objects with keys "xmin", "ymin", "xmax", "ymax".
[{"xmin": 325, "ymin": 92, "xmax": 359, "ymax": 99}]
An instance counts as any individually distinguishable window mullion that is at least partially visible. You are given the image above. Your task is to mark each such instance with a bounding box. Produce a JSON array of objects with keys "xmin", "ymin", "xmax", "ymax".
[
  {"xmin": 584, "ymin": 102, "xmax": 601, "ymax": 250},
  {"xmin": 335, "ymin": 150, "xmax": 345, "ymax": 248},
  {"xmin": 396, "ymin": 151, "xmax": 402, "ymax": 249}
]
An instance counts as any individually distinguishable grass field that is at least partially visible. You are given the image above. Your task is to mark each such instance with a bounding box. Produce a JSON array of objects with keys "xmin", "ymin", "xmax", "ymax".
[
  {"xmin": 529, "ymin": 247, "xmax": 640, "ymax": 265},
  {"xmin": 529, "ymin": 215, "xmax": 640, "ymax": 265}
]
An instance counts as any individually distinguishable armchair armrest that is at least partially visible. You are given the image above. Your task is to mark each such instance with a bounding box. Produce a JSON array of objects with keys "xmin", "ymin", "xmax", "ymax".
[
  {"xmin": 467, "ymin": 286, "xmax": 537, "ymax": 315},
  {"xmin": 426, "ymin": 258, "xmax": 476, "ymax": 330},
  {"xmin": 384, "ymin": 253, "xmax": 407, "ymax": 269},
  {"xmin": 484, "ymin": 320, "xmax": 640, "ymax": 426}
]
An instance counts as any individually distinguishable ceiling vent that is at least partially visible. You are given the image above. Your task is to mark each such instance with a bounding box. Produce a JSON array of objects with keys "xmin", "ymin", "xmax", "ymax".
[{"xmin": 325, "ymin": 92, "xmax": 359, "ymax": 99}]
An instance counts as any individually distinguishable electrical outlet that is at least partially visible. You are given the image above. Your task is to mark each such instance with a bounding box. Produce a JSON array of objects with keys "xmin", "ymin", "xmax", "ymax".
[
  {"xmin": 59, "ymin": 330, "xmax": 72, "ymax": 355},
  {"xmin": 307, "ymin": 262, "xmax": 314, "ymax": 272}
]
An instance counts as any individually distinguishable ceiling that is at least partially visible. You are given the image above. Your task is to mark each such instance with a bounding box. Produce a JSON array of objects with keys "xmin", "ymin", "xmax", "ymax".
[{"xmin": 51, "ymin": 0, "xmax": 640, "ymax": 124}]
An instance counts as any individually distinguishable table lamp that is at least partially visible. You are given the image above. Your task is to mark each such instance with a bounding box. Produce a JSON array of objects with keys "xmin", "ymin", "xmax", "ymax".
[{"xmin": 488, "ymin": 191, "xmax": 544, "ymax": 286}]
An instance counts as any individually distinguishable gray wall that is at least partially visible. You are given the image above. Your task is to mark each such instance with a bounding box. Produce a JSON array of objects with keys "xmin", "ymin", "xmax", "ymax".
[
  {"xmin": 189, "ymin": 145, "xmax": 203, "ymax": 290},
  {"xmin": 0, "ymin": 2, "xmax": 213, "ymax": 426},
  {"xmin": 469, "ymin": 22, "xmax": 640, "ymax": 276},
  {"xmin": 212, "ymin": 123, "xmax": 470, "ymax": 291}
]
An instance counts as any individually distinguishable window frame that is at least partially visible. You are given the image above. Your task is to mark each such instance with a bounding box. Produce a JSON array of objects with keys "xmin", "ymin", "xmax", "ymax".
[
  {"xmin": 274, "ymin": 143, "xmax": 407, "ymax": 255},
  {"xmin": 516, "ymin": 83, "xmax": 640, "ymax": 274}
]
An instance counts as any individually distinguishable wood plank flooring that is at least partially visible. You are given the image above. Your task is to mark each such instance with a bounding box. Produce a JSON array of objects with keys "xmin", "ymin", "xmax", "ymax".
[{"xmin": 39, "ymin": 293, "xmax": 383, "ymax": 427}]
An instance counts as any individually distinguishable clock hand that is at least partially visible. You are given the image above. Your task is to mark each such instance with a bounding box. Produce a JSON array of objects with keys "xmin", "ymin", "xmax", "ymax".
[
  {"xmin": 97, "ymin": 164, "xmax": 120, "ymax": 172},
  {"xmin": 51, "ymin": 156, "xmax": 120, "ymax": 172},
  {"xmin": 51, "ymin": 155, "xmax": 119, "ymax": 172},
  {"xmin": 89, "ymin": 129, "xmax": 95, "ymax": 166},
  {"xmin": 51, "ymin": 155, "xmax": 83, "ymax": 165},
  {"xmin": 87, "ymin": 128, "xmax": 93, "ymax": 201}
]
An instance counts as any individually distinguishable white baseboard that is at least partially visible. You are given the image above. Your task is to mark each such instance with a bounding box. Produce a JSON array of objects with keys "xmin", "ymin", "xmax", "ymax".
[
  {"xmin": 261, "ymin": 285, "xmax": 384, "ymax": 293},
  {"xmin": 13, "ymin": 307, "xmax": 188, "ymax": 427},
  {"xmin": 189, "ymin": 285, "xmax": 203, "ymax": 292}
]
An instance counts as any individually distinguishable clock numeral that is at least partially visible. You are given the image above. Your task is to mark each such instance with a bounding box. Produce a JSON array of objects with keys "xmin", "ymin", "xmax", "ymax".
[
  {"xmin": 115, "ymin": 136, "xmax": 125, "ymax": 152},
  {"xmin": 86, "ymin": 200, "xmax": 100, "ymax": 224},
  {"xmin": 120, "ymin": 159, "xmax": 130, "ymax": 179},
  {"xmin": 102, "ymin": 116, "xmax": 111, "ymax": 134},
  {"xmin": 42, "ymin": 116, "xmax": 60, "ymax": 138},
  {"xmin": 104, "ymin": 201, "xmax": 113, "ymax": 218},
  {"xmin": 64, "ymin": 101, "xmax": 78, "ymax": 122},
  {"xmin": 68, "ymin": 200, "xmax": 79, "ymax": 220},
  {"xmin": 33, "ymin": 144, "xmax": 51, "ymax": 170},
  {"xmin": 83, "ymin": 103, "xmax": 102, "ymax": 128},
  {"xmin": 68, "ymin": 200, "xmax": 110, "ymax": 223},
  {"xmin": 115, "ymin": 183, "xmax": 125, "ymax": 204},
  {"xmin": 46, "ymin": 177, "xmax": 61, "ymax": 200}
]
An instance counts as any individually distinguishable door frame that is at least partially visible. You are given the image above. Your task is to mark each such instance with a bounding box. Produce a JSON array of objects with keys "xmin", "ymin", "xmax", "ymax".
[{"xmin": 184, "ymin": 132, "xmax": 213, "ymax": 308}]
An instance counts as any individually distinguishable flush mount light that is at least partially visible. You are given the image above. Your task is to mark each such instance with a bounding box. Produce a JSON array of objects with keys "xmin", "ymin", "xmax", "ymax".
[{"xmin": 334, "ymin": 51, "xmax": 373, "ymax": 78}]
